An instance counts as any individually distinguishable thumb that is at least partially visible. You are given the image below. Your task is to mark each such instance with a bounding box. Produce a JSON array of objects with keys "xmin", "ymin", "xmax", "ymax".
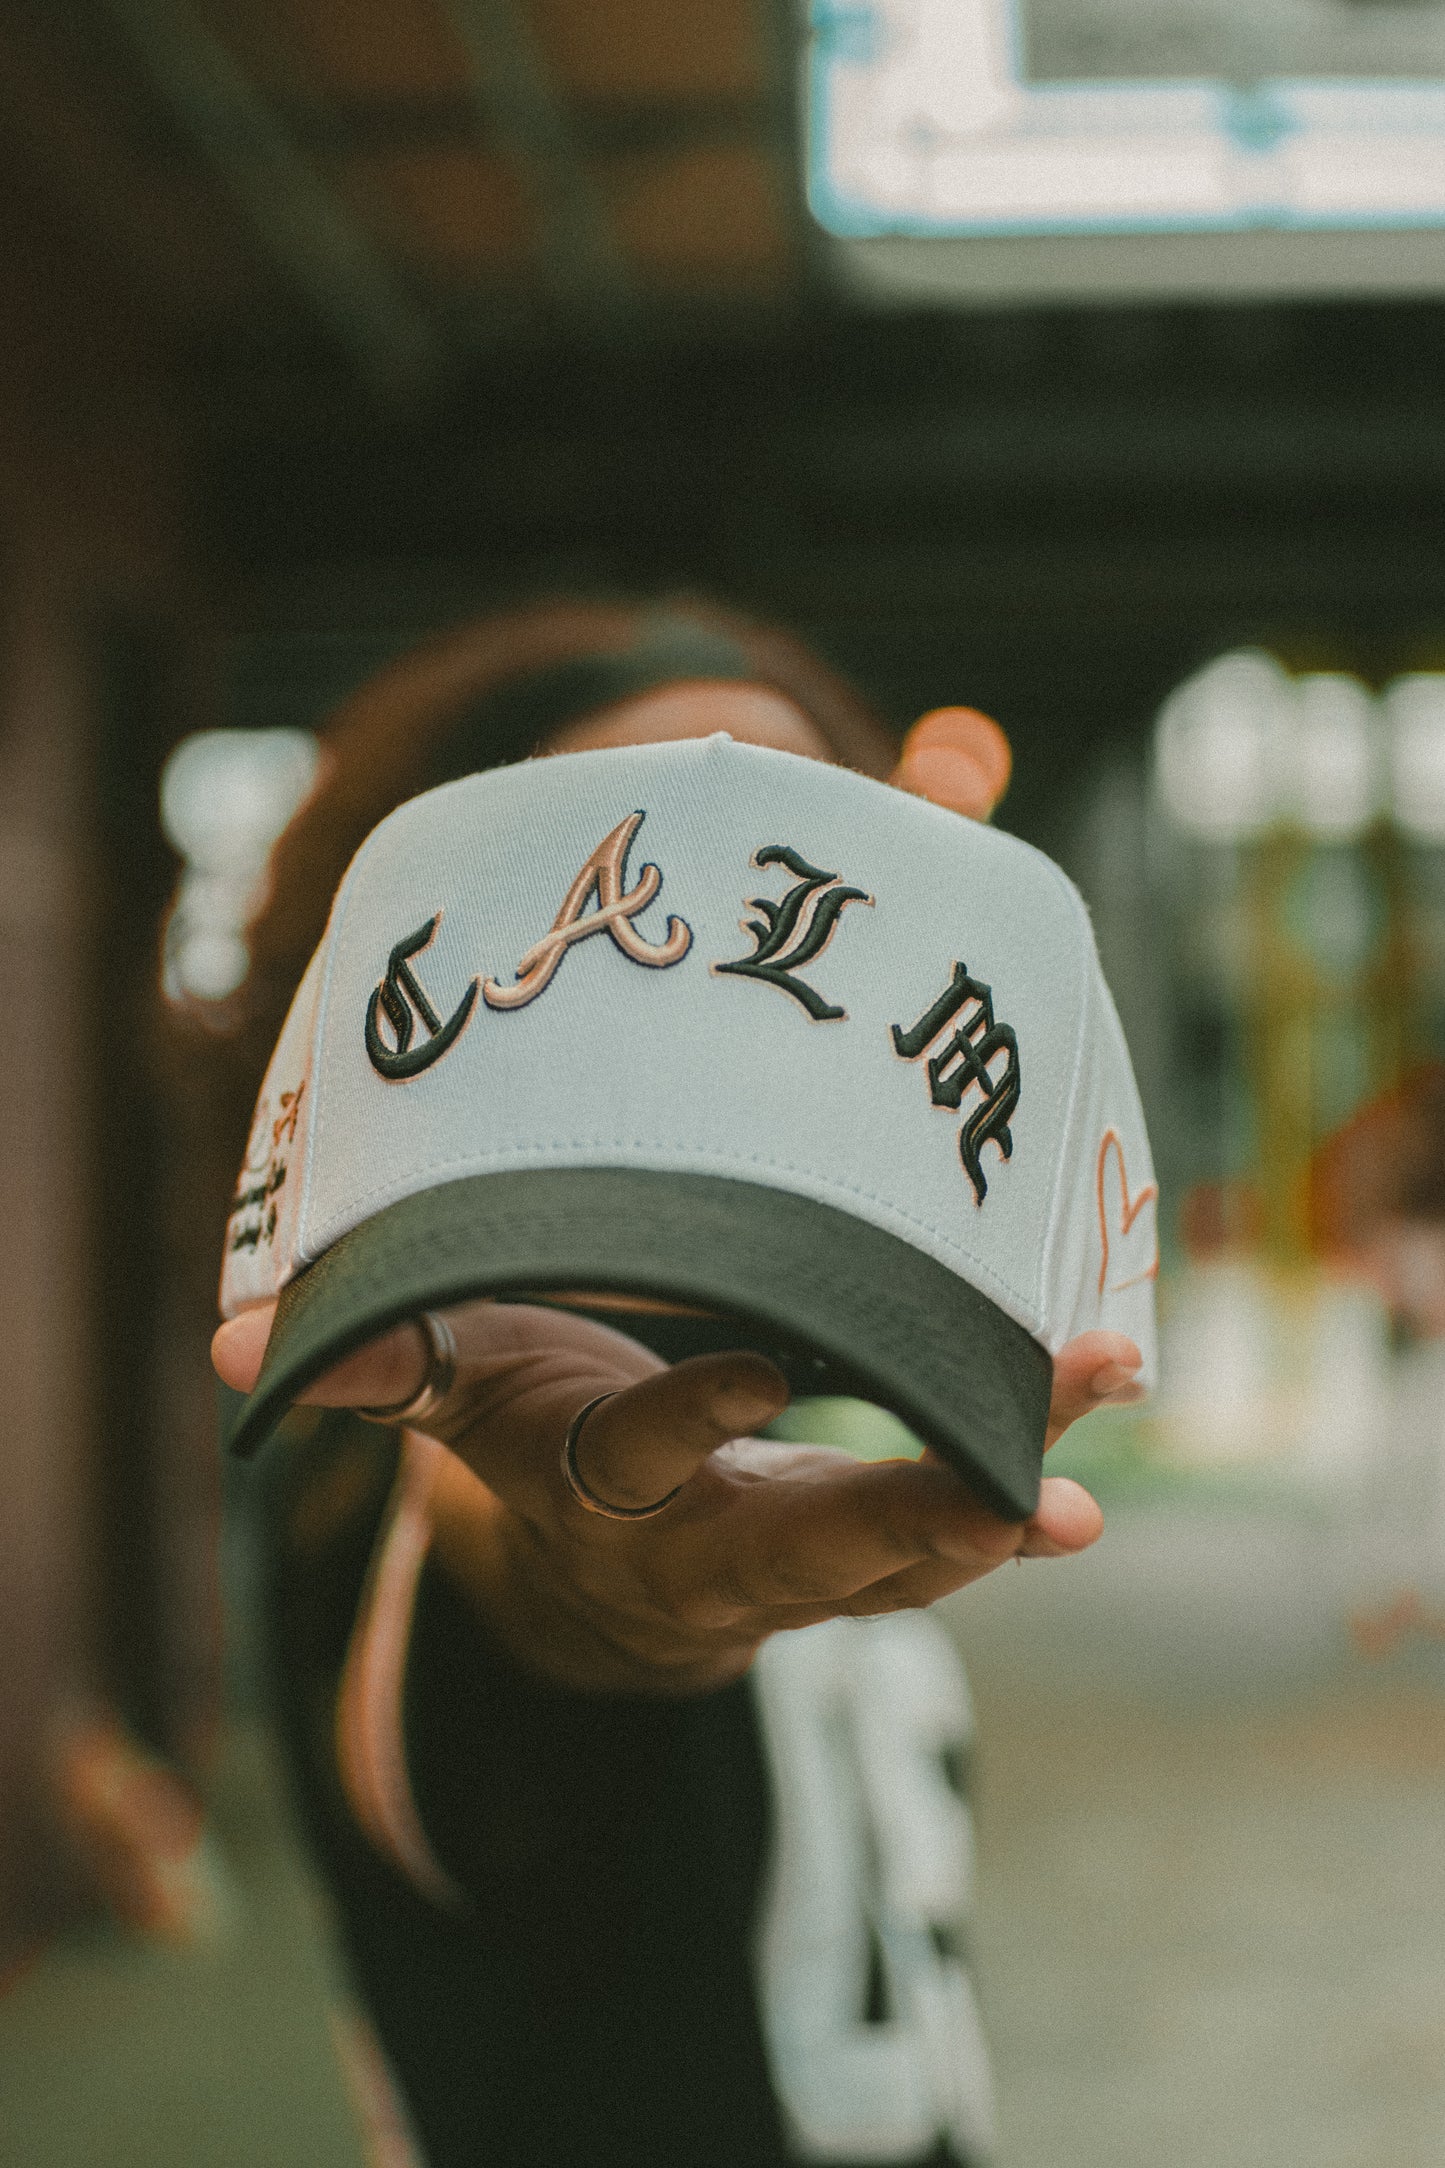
[
  {"xmin": 212, "ymin": 1306, "xmax": 276, "ymax": 1392},
  {"xmin": 212, "ymin": 1302, "xmax": 432, "ymax": 1413}
]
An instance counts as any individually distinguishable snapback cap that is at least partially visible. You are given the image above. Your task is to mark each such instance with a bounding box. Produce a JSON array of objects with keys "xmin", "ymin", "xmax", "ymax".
[{"xmin": 221, "ymin": 735, "xmax": 1158, "ymax": 1518}]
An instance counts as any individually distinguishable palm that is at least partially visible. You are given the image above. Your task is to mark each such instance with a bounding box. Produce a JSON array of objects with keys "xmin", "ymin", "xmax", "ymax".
[{"xmin": 216, "ymin": 1298, "xmax": 1135, "ymax": 1694}]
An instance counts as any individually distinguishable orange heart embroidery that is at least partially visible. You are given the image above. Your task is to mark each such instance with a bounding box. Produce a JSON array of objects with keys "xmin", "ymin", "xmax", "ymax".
[{"xmin": 1096, "ymin": 1129, "xmax": 1159, "ymax": 1298}]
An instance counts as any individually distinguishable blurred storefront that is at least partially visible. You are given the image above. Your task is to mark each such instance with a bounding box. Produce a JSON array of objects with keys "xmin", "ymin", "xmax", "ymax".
[{"xmin": 1070, "ymin": 653, "xmax": 1445, "ymax": 1622}]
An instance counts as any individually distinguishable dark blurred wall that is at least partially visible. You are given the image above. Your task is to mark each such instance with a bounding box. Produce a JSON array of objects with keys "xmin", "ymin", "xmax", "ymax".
[
  {"xmin": 0, "ymin": 146, "xmax": 211, "ymax": 1970},
  {"xmin": 205, "ymin": 299, "xmax": 1445, "ymax": 858}
]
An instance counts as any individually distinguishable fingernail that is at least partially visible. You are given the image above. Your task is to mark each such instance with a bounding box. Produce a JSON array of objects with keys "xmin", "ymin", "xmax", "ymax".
[
  {"xmin": 1089, "ymin": 1359, "xmax": 1142, "ymax": 1399},
  {"xmin": 712, "ymin": 1384, "xmax": 784, "ymax": 1436},
  {"xmin": 1023, "ymin": 1534, "xmax": 1070, "ymax": 1558}
]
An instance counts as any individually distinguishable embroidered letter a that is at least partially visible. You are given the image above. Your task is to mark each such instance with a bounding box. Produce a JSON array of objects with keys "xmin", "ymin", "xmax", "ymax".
[{"xmin": 482, "ymin": 810, "xmax": 691, "ymax": 1010}]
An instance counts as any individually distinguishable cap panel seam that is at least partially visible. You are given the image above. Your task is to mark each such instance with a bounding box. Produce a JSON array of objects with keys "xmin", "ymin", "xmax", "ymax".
[
  {"xmin": 1036, "ymin": 916, "xmax": 1097, "ymax": 1331},
  {"xmin": 294, "ymin": 838, "xmax": 381, "ymax": 1268},
  {"xmin": 298, "ymin": 1139, "xmax": 1044, "ymax": 1332},
  {"xmin": 985, "ymin": 848, "xmax": 1093, "ymax": 1326}
]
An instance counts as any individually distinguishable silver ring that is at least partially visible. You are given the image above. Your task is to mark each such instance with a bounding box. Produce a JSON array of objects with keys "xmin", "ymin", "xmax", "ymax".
[
  {"xmin": 560, "ymin": 1393, "xmax": 683, "ymax": 1522},
  {"xmin": 357, "ymin": 1310, "xmax": 458, "ymax": 1427}
]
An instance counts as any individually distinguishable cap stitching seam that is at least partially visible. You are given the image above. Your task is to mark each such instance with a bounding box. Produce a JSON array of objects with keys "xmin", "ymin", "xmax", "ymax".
[
  {"xmin": 1036, "ymin": 917, "xmax": 1096, "ymax": 1325},
  {"xmin": 299, "ymin": 838, "xmax": 379, "ymax": 1260},
  {"xmin": 301, "ymin": 1142, "xmax": 1040, "ymax": 1328},
  {"xmin": 1002, "ymin": 849, "xmax": 1097, "ymax": 1324}
]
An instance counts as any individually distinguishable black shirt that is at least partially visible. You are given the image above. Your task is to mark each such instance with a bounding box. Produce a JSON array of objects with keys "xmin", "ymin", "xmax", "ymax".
[{"xmin": 255, "ymin": 1417, "xmax": 985, "ymax": 2168}]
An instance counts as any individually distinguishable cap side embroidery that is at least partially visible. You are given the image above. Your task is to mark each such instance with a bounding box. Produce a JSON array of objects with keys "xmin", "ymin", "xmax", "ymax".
[
  {"xmin": 891, "ymin": 963, "xmax": 1021, "ymax": 1205},
  {"xmin": 227, "ymin": 1079, "xmax": 307, "ymax": 1253},
  {"xmin": 482, "ymin": 809, "xmax": 691, "ymax": 1011},
  {"xmin": 1096, "ymin": 1128, "xmax": 1159, "ymax": 1297},
  {"xmin": 365, "ymin": 914, "xmax": 479, "ymax": 1082},
  {"xmin": 712, "ymin": 844, "xmax": 873, "ymax": 1021}
]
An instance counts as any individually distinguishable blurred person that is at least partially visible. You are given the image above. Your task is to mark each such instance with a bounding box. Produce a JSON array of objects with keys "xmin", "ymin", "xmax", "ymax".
[
  {"xmin": 45, "ymin": 1702, "xmax": 225, "ymax": 1949},
  {"xmin": 1314, "ymin": 1066, "xmax": 1445, "ymax": 1635},
  {"xmin": 1313, "ymin": 1064, "xmax": 1445, "ymax": 1342},
  {"xmin": 169, "ymin": 598, "xmax": 1143, "ymax": 2168}
]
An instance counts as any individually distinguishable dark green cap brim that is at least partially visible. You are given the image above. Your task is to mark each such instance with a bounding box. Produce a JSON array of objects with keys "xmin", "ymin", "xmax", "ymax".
[{"xmin": 224, "ymin": 1167, "xmax": 1051, "ymax": 1520}]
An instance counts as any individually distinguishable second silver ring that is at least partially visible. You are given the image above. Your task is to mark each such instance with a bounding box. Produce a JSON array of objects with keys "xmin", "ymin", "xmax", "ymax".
[
  {"xmin": 560, "ymin": 1393, "xmax": 683, "ymax": 1521},
  {"xmin": 357, "ymin": 1309, "xmax": 458, "ymax": 1428}
]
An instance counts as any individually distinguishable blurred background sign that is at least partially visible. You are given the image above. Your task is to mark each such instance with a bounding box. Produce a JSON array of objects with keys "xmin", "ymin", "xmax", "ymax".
[{"xmin": 811, "ymin": 0, "xmax": 1445, "ymax": 300}]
